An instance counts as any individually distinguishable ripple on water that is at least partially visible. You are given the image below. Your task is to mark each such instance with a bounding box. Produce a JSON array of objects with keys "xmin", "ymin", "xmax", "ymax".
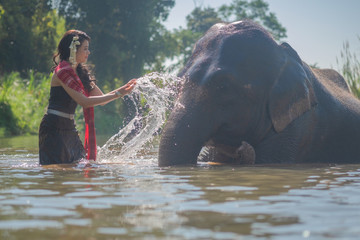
[
  {"xmin": 0, "ymin": 189, "xmax": 59, "ymax": 196},
  {"xmin": 0, "ymin": 220, "xmax": 63, "ymax": 230},
  {"xmin": 64, "ymin": 218, "xmax": 92, "ymax": 226},
  {"xmin": 26, "ymin": 207, "xmax": 77, "ymax": 217},
  {"xmin": 97, "ymin": 227, "xmax": 128, "ymax": 235},
  {"xmin": 206, "ymin": 186, "xmax": 259, "ymax": 192}
]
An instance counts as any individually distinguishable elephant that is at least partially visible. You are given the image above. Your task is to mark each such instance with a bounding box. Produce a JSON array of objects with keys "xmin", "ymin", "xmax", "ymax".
[{"xmin": 158, "ymin": 20, "xmax": 360, "ymax": 166}]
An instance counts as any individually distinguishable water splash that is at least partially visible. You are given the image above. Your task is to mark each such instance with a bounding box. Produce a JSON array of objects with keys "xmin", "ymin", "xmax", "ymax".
[{"xmin": 98, "ymin": 72, "xmax": 182, "ymax": 163}]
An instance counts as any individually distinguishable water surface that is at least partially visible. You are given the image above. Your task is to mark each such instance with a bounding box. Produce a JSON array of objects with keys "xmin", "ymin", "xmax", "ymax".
[{"xmin": 1, "ymin": 140, "xmax": 360, "ymax": 240}]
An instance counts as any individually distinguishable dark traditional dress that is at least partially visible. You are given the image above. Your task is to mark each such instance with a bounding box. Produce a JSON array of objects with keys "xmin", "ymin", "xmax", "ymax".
[
  {"xmin": 39, "ymin": 87, "xmax": 85, "ymax": 165},
  {"xmin": 39, "ymin": 61, "xmax": 97, "ymax": 165}
]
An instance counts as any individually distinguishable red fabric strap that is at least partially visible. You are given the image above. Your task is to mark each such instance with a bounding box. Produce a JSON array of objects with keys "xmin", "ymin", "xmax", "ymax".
[{"xmin": 54, "ymin": 61, "xmax": 97, "ymax": 160}]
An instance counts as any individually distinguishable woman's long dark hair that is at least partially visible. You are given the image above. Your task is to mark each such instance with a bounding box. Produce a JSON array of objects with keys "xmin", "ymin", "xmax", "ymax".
[{"xmin": 52, "ymin": 30, "xmax": 96, "ymax": 92}]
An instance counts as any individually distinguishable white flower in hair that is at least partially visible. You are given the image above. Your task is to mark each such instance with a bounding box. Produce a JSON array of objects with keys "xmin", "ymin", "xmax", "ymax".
[{"xmin": 69, "ymin": 36, "xmax": 80, "ymax": 67}]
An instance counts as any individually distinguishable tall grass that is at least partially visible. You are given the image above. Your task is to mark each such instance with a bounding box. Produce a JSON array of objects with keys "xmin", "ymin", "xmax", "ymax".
[
  {"xmin": 337, "ymin": 38, "xmax": 360, "ymax": 98},
  {"xmin": 0, "ymin": 71, "xmax": 50, "ymax": 136}
]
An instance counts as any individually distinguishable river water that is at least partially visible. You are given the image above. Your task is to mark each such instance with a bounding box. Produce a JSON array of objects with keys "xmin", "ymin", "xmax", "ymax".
[{"xmin": 1, "ymin": 73, "xmax": 360, "ymax": 239}]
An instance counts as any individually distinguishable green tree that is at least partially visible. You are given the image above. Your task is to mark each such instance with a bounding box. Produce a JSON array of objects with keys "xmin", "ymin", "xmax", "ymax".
[
  {"xmin": 167, "ymin": 6, "xmax": 222, "ymax": 69},
  {"xmin": 218, "ymin": 0, "xmax": 286, "ymax": 40},
  {"xmin": 186, "ymin": 6, "xmax": 222, "ymax": 34},
  {"xmin": 0, "ymin": 4, "xmax": 5, "ymax": 41},
  {"xmin": 144, "ymin": 22, "xmax": 179, "ymax": 73},
  {"xmin": 0, "ymin": 0, "xmax": 65, "ymax": 74}
]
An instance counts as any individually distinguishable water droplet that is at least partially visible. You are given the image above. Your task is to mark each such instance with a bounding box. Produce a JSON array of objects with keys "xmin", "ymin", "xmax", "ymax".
[{"xmin": 302, "ymin": 230, "xmax": 311, "ymax": 238}]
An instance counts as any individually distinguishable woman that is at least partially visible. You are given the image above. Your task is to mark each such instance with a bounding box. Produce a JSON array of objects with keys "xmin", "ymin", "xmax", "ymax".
[{"xmin": 39, "ymin": 30, "xmax": 136, "ymax": 165}]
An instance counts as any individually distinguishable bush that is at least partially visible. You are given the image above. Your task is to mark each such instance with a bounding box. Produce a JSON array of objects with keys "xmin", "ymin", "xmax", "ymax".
[{"xmin": 0, "ymin": 71, "xmax": 50, "ymax": 136}]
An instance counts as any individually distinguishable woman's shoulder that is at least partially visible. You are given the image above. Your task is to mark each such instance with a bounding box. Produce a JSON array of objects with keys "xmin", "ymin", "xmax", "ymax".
[
  {"xmin": 54, "ymin": 61, "xmax": 73, "ymax": 75},
  {"xmin": 51, "ymin": 73, "xmax": 62, "ymax": 87}
]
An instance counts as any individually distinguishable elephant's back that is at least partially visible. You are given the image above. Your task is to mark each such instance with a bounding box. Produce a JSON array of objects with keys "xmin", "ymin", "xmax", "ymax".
[{"xmin": 312, "ymin": 68, "xmax": 351, "ymax": 93}]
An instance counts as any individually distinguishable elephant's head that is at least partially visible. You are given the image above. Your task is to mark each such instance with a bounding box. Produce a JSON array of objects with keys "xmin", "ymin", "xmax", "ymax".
[{"xmin": 159, "ymin": 20, "xmax": 317, "ymax": 166}]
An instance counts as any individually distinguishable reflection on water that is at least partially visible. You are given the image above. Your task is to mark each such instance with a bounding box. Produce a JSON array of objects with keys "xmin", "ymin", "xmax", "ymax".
[
  {"xmin": 1, "ymin": 72, "xmax": 360, "ymax": 239},
  {"xmin": 1, "ymin": 149, "xmax": 360, "ymax": 239}
]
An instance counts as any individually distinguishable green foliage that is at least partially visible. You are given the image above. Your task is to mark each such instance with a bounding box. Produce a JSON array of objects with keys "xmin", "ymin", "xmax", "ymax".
[
  {"xmin": 31, "ymin": 8, "xmax": 66, "ymax": 72},
  {"xmin": 0, "ymin": 0, "xmax": 65, "ymax": 74},
  {"xmin": 0, "ymin": 102, "xmax": 16, "ymax": 137},
  {"xmin": 337, "ymin": 39, "xmax": 360, "ymax": 98},
  {"xmin": 167, "ymin": 27, "xmax": 202, "ymax": 71},
  {"xmin": 186, "ymin": 7, "xmax": 222, "ymax": 33},
  {"xmin": 0, "ymin": 71, "xmax": 51, "ymax": 136},
  {"xmin": 93, "ymin": 102, "xmax": 123, "ymax": 136},
  {"xmin": 218, "ymin": 0, "xmax": 286, "ymax": 40},
  {"xmin": 144, "ymin": 22, "xmax": 179, "ymax": 73}
]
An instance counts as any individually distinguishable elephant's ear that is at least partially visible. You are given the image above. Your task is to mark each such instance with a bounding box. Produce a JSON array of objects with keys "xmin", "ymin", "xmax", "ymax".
[{"xmin": 269, "ymin": 43, "xmax": 317, "ymax": 132}]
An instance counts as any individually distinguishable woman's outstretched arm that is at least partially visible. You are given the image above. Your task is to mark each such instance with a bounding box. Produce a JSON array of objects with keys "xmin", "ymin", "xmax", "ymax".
[
  {"xmin": 57, "ymin": 75, "xmax": 137, "ymax": 108},
  {"xmin": 89, "ymin": 79, "xmax": 137, "ymax": 106}
]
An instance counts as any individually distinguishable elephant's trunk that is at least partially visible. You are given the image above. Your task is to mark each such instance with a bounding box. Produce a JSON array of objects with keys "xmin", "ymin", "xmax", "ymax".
[{"xmin": 158, "ymin": 106, "xmax": 211, "ymax": 166}]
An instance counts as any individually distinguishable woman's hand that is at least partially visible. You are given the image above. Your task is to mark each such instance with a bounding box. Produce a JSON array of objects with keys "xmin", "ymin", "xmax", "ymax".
[{"xmin": 116, "ymin": 78, "xmax": 137, "ymax": 97}]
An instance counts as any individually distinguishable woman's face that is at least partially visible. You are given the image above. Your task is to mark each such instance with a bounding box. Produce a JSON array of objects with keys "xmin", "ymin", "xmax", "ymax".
[{"xmin": 76, "ymin": 40, "xmax": 90, "ymax": 64}]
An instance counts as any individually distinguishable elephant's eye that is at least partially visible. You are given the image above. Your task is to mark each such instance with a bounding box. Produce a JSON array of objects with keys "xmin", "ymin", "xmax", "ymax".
[
  {"xmin": 203, "ymin": 68, "xmax": 237, "ymax": 95},
  {"xmin": 208, "ymin": 75, "xmax": 233, "ymax": 95},
  {"xmin": 217, "ymin": 80, "xmax": 230, "ymax": 90}
]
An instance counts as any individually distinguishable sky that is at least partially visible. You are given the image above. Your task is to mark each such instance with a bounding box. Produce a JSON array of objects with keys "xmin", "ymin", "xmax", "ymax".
[{"xmin": 163, "ymin": 0, "xmax": 360, "ymax": 69}]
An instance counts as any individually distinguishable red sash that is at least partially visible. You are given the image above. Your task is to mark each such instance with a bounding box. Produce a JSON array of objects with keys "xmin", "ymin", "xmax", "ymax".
[{"xmin": 54, "ymin": 61, "xmax": 97, "ymax": 160}]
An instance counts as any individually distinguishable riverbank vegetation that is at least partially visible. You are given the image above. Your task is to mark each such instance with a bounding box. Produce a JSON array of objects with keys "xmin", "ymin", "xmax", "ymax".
[
  {"xmin": 0, "ymin": 0, "xmax": 359, "ymax": 138},
  {"xmin": 337, "ymin": 39, "xmax": 360, "ymax": 98},
  {"xmin": 0, "ymin": 71, "xmax": 50, "ymax": 136}
]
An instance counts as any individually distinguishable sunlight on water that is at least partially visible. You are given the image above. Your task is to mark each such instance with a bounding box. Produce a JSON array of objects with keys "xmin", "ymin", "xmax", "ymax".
[{"xmin": 98, "ymin": 72, "xmax": 182, "ymax": 163}]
